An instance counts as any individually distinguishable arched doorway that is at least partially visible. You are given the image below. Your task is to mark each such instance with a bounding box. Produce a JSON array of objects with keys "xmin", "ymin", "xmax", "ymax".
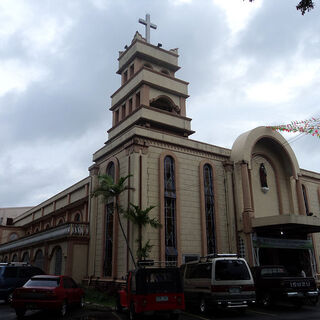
[
  {"xmin": 34, "ymin": 249, "xmax": 44, "ymax": 270},
  {"xmin": 22, "ymin": 252, "xmax": 30, "ymax": 263},
  {"xmin": 54, "ymin": 247, "xmax": 63, "ymax": 275}
]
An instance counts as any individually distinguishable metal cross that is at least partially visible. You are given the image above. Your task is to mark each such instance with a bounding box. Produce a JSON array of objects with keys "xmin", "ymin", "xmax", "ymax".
[{"xmin": 138, "ymin": 14, "xmax": 157, "ymax": 43}]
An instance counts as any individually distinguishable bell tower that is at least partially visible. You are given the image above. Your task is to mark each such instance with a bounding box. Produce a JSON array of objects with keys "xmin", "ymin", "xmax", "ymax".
[{"xmin": 108, "ymin": 15, "xmax": 194, "ymax": 140}]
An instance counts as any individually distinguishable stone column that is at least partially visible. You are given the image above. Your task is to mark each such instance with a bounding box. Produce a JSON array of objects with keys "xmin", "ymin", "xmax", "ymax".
[
  {"xmin": 179, "ymin": 97, "xmax": 186, "ymax": 116},
  {"xmin": 87, "ymin": 165, "xmax": 99, "ymax": 277},
  {"xmin": 223, "ymin": 161, "xmax": 237, "ymax": 253},
  {"xmin": 240, "ymin": 161, "xmax": 254, "ymax": 266},
  {"xmin": 140, "ymin": 84, "xmax": 149, "ymax": 106},
  {"xmin": 296, "ymin": 177, "xmax": 306, "ymax": 215}
]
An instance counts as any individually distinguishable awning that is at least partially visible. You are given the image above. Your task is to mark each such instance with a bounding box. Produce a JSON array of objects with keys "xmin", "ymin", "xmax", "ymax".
[
  {"xmin": 251, "ymin": 214, "xmax": 320, "ymax": 234},
  {"xmin": 252, "ymin": 236, "xmax": 313, "ymax": 249}
]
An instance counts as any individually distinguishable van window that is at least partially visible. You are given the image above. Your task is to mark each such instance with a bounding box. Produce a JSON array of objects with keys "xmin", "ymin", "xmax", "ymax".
[
  {"xmin": 185, "ymin": 264, "xmax": 197, "ymax": 279},
  {"xmin": 196, "ymin": 264, "xmax": 211, "ymax": 278},
  {"xmin": 215, "ymin": 260, "xmax": 250, "ymax": 281},
  {"xmin": 186, "ymin": 263, "xmax": 211, "ymax": 279},
  {"xmin": 136, "ymin": 268, "xmax": 182, "ymax": 294},
  {"xmin": 3, "ymin": 267, "xmax": 18, "ymax": 278}
]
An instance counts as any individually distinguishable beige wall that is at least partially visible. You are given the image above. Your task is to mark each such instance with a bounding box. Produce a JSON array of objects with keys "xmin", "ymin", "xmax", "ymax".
[
  {"xmin": 72, "ymin": 243, "xmax": 88, "ymax": 283},
  {"xmin": 0, "ymin": 207, "xmax": 33, "ymax": 226},
  {"xmin": 251, "ymin": 155, "xmax": 280, "ymax": 218}
]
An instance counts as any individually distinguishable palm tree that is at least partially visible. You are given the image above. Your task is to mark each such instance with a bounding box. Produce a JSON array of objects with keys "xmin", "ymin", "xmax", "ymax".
[
  {"xmin": 92, "ymin": 174, "xmax": 131, "ymax": 201},
  {"xmin": 123, "ymin": 203, "xmax": 161, "ymax": 261},
  {"xmin": 92, "ymin": 174, "xmax": 136, "ymax": 267}
]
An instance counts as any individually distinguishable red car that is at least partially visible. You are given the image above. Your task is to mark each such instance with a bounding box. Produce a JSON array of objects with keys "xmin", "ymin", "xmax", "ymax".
[
  {"xmin": 117, "ymin": 265, "xmax": 185, "ymax": 320},
  {"xmin": 11, "ymin": 275, "xmax": 84, "ymax": 318}
]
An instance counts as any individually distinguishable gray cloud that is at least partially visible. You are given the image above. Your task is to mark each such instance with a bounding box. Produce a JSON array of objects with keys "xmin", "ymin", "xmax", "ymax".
[{"xmin": 1, "ymin": 0, "xmax": 319, "ymax": 207}]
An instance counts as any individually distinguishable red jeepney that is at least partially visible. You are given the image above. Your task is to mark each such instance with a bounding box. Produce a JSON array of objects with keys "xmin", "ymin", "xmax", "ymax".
[{"xmin": 117, "ymin": 263, "xmax": 185, "ymax": 320}]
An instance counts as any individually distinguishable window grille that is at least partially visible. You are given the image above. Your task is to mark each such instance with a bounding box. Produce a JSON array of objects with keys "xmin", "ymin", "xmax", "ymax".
[
  {"xmin": 164, "ymin": 156, "xmax": 177, "ymax": 263},
  {"xmin": 238, "ymin": 236, "xmax": 246, "ymax": 258},
  {"xmin": 203, "ymin": 164, "xmax": 216, "ymax": 254}
]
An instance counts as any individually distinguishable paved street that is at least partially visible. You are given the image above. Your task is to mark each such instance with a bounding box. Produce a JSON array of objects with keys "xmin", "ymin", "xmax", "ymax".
[
  {"xmin": 0, "ymin": 300, "xmax": 117, "ymax": 320},
  {"xmin": 1, "ymin": 300, "xmax": 320, "ymax": 320}
]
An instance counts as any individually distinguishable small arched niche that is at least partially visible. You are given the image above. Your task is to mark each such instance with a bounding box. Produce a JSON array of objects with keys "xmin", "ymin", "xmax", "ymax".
[{"xmin": 150, "ymin": 95, "xmax": 180, "ymax": 114}]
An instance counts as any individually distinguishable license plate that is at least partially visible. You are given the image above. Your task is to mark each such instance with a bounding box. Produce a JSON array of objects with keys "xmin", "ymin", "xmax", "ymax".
[
  {"xmin": 229, "ymin": 287, "xmax": 241, "ymax": 294},
  {"xmin": 156, "ymin": 296, "xmax": 168, "ymax": 302},
  {"xmin": 26, "ymin": 303, "xmax": 37, "ymax": 309}
]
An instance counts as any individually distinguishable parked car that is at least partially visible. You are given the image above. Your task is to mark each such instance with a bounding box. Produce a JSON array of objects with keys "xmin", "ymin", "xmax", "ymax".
[
  {"xmin": 117, "ymin": 261, "xmax": 185, "ymax": 320},
  {"xmin": 11, "ymin": 274, "xmax": 84, "ymax": 318},
  {"xmin": 180, "ymin": 254, "xmax": 256, "ymax": 314},
  {"xmin": 0, "ymin": 262, "xmax": 44, "ymax": 303},
  {"xmin": 251, "ymin": 265, "xmax": 318, "ymax": 307}
]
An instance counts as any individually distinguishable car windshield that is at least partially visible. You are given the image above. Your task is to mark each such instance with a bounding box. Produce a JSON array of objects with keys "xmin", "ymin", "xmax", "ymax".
[
  {"xmin": 24, "ymin": 278, "xmax": 60, "ymax": 288},
  {"xmin": 215, "ymin": 260, "xmax": 251, "ymax": 281},
  {"xmin": 260, "ymin": 267, "xmax": 288, "ymax": 277},
  {"xmin": 136, "ymin": 268, "xmax": 182, "ymax": 294}
]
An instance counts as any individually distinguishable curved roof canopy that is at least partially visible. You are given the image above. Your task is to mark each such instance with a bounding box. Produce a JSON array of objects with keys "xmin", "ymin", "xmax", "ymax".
[{"xmin": 231, "ymin": 126, "xmax": 300, "ymax": 179}]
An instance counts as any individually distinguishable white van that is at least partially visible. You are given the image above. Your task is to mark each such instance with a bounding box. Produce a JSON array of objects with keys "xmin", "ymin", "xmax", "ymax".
[{"xmin": 181, "ymin": 254, "xmax": 256, "ymax": 314}]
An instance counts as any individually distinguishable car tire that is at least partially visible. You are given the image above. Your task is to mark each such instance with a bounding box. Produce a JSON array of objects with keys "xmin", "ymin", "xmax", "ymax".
[
  {"xmin": 238, "ymin": 307, "xmax": 247, "ymax": 315},
  {"xmin": 59, "ymin": 300, "xmax": 68, "ymax": 317},
  {"xmin": 199, "ymin": 297, "xmax": 207, "ymax": 314},
  {"xmin": 115, "ymin": 295, "xmax": 123, "ymax": 313},
  {"xmin": 169, "ymin": 313, "xmax": 180, "ymax": 320},
  {"xmin": 292, "ymin": 299, "xmax": 303, "ymax": 309},
  {"xmin": 79, "ymin": 296, "xmax": 85, "ymax": 308},
  {"xmin": 309, "ymin": 296, "xmax": 318, "ymax": 306},
  {"xmin": 129, "ymin": 303, "xmax": 138, "ymax": 320},
  {"xmin": 15, "ymin": 308, "xmax": 26, "ymax": 319},
  {"xmin": 260, "ymin": 293, "xmax": 272, "ymax": 307},
  {"xmin": 5, "ymin": 292, "xmax": 13, "ymax": 304}
]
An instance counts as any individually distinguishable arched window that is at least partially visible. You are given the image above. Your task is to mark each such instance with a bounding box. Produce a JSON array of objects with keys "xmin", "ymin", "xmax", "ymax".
[
  {"xmin": 54, "ymin": 247, "xmax": 62, "ymax": 275},
  {"xmin": 104, "ymin": 161, "xmax": 115, "ymax": 277},
  {"xmin": 57, "ymin": 218, "xmax": 64, "ymax": 225},
  {"xmin": 302, "ymin": 184, "xmax": 309, "ymax": 215},
  {"xmin": 22, "ymin": 252, "xmax": 30, "ymax": 263},
  {"xmin": 45, "ymin": 223, "xmax": 50, "ymax": 230},
  {"xmin": 34, "ymin": 249, "xmax": 44, "ymax": 270},
  {"xmin": 203, "ymin": 164, "xmax": 216, "ymax": 254},
  {"xmin": 150, "ymin": 96, "xmax": 176, "ymax": 113},
  {"xmin": 161, "ymin": 69, "xmax": 170, "ymax": 75},
  {"xmin": 11, "ymin": 254, "xmax": 18, "ymax": 262},
  {"xmin": 164, "ymin": 156, "xmax": 177, "ymax": 263},
  {"xmin": 144, "ymin": 63, "xmax": 153, "ymax": 69},
  {"xmin": 74, "ymin": 213, "xmax": 81, "ymax": 222},
  {"xmin": 106, "ymin": 162, "xmax": 115, "ymax": 181},
  {"xmin": 4, "ymin": 256, "xmax": 8, "ymax": 263}
]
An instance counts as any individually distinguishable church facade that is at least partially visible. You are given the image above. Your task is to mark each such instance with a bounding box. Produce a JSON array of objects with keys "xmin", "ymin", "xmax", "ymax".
[{"xmin": 1, "ymin": 27, "xmax": 320, "ymax": 284}]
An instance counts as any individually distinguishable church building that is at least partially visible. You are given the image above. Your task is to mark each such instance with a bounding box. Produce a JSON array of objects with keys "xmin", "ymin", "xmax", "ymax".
[{"xmin": 1, "ymin": 16, "xmax": 320, "ymax": 285}]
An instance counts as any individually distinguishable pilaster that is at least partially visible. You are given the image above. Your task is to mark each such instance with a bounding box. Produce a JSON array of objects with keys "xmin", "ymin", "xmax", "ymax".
[
  {"xmin": 223, "ymin": 161, "xmax": 237, "ymax": 253},
  {"xmin": 296, "ymin": 177, "xmax": 306, "ymax": 215}
]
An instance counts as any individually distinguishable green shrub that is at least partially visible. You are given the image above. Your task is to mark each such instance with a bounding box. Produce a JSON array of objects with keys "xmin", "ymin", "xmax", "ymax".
[{"xmin": 84, "ymin": 287, "xmax": 116, "ymax": 307}]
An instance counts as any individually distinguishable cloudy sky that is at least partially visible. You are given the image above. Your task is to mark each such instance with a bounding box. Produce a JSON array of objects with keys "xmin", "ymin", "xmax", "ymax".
[{"xmin": 1, "ymin": 0, "xmax": 320, "ymax": 207}]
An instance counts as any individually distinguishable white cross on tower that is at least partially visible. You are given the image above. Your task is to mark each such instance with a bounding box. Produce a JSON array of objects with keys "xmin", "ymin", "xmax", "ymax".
[{"xmin": 138, "ymin": 14, "xmax": 157, "ymax": 43}]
